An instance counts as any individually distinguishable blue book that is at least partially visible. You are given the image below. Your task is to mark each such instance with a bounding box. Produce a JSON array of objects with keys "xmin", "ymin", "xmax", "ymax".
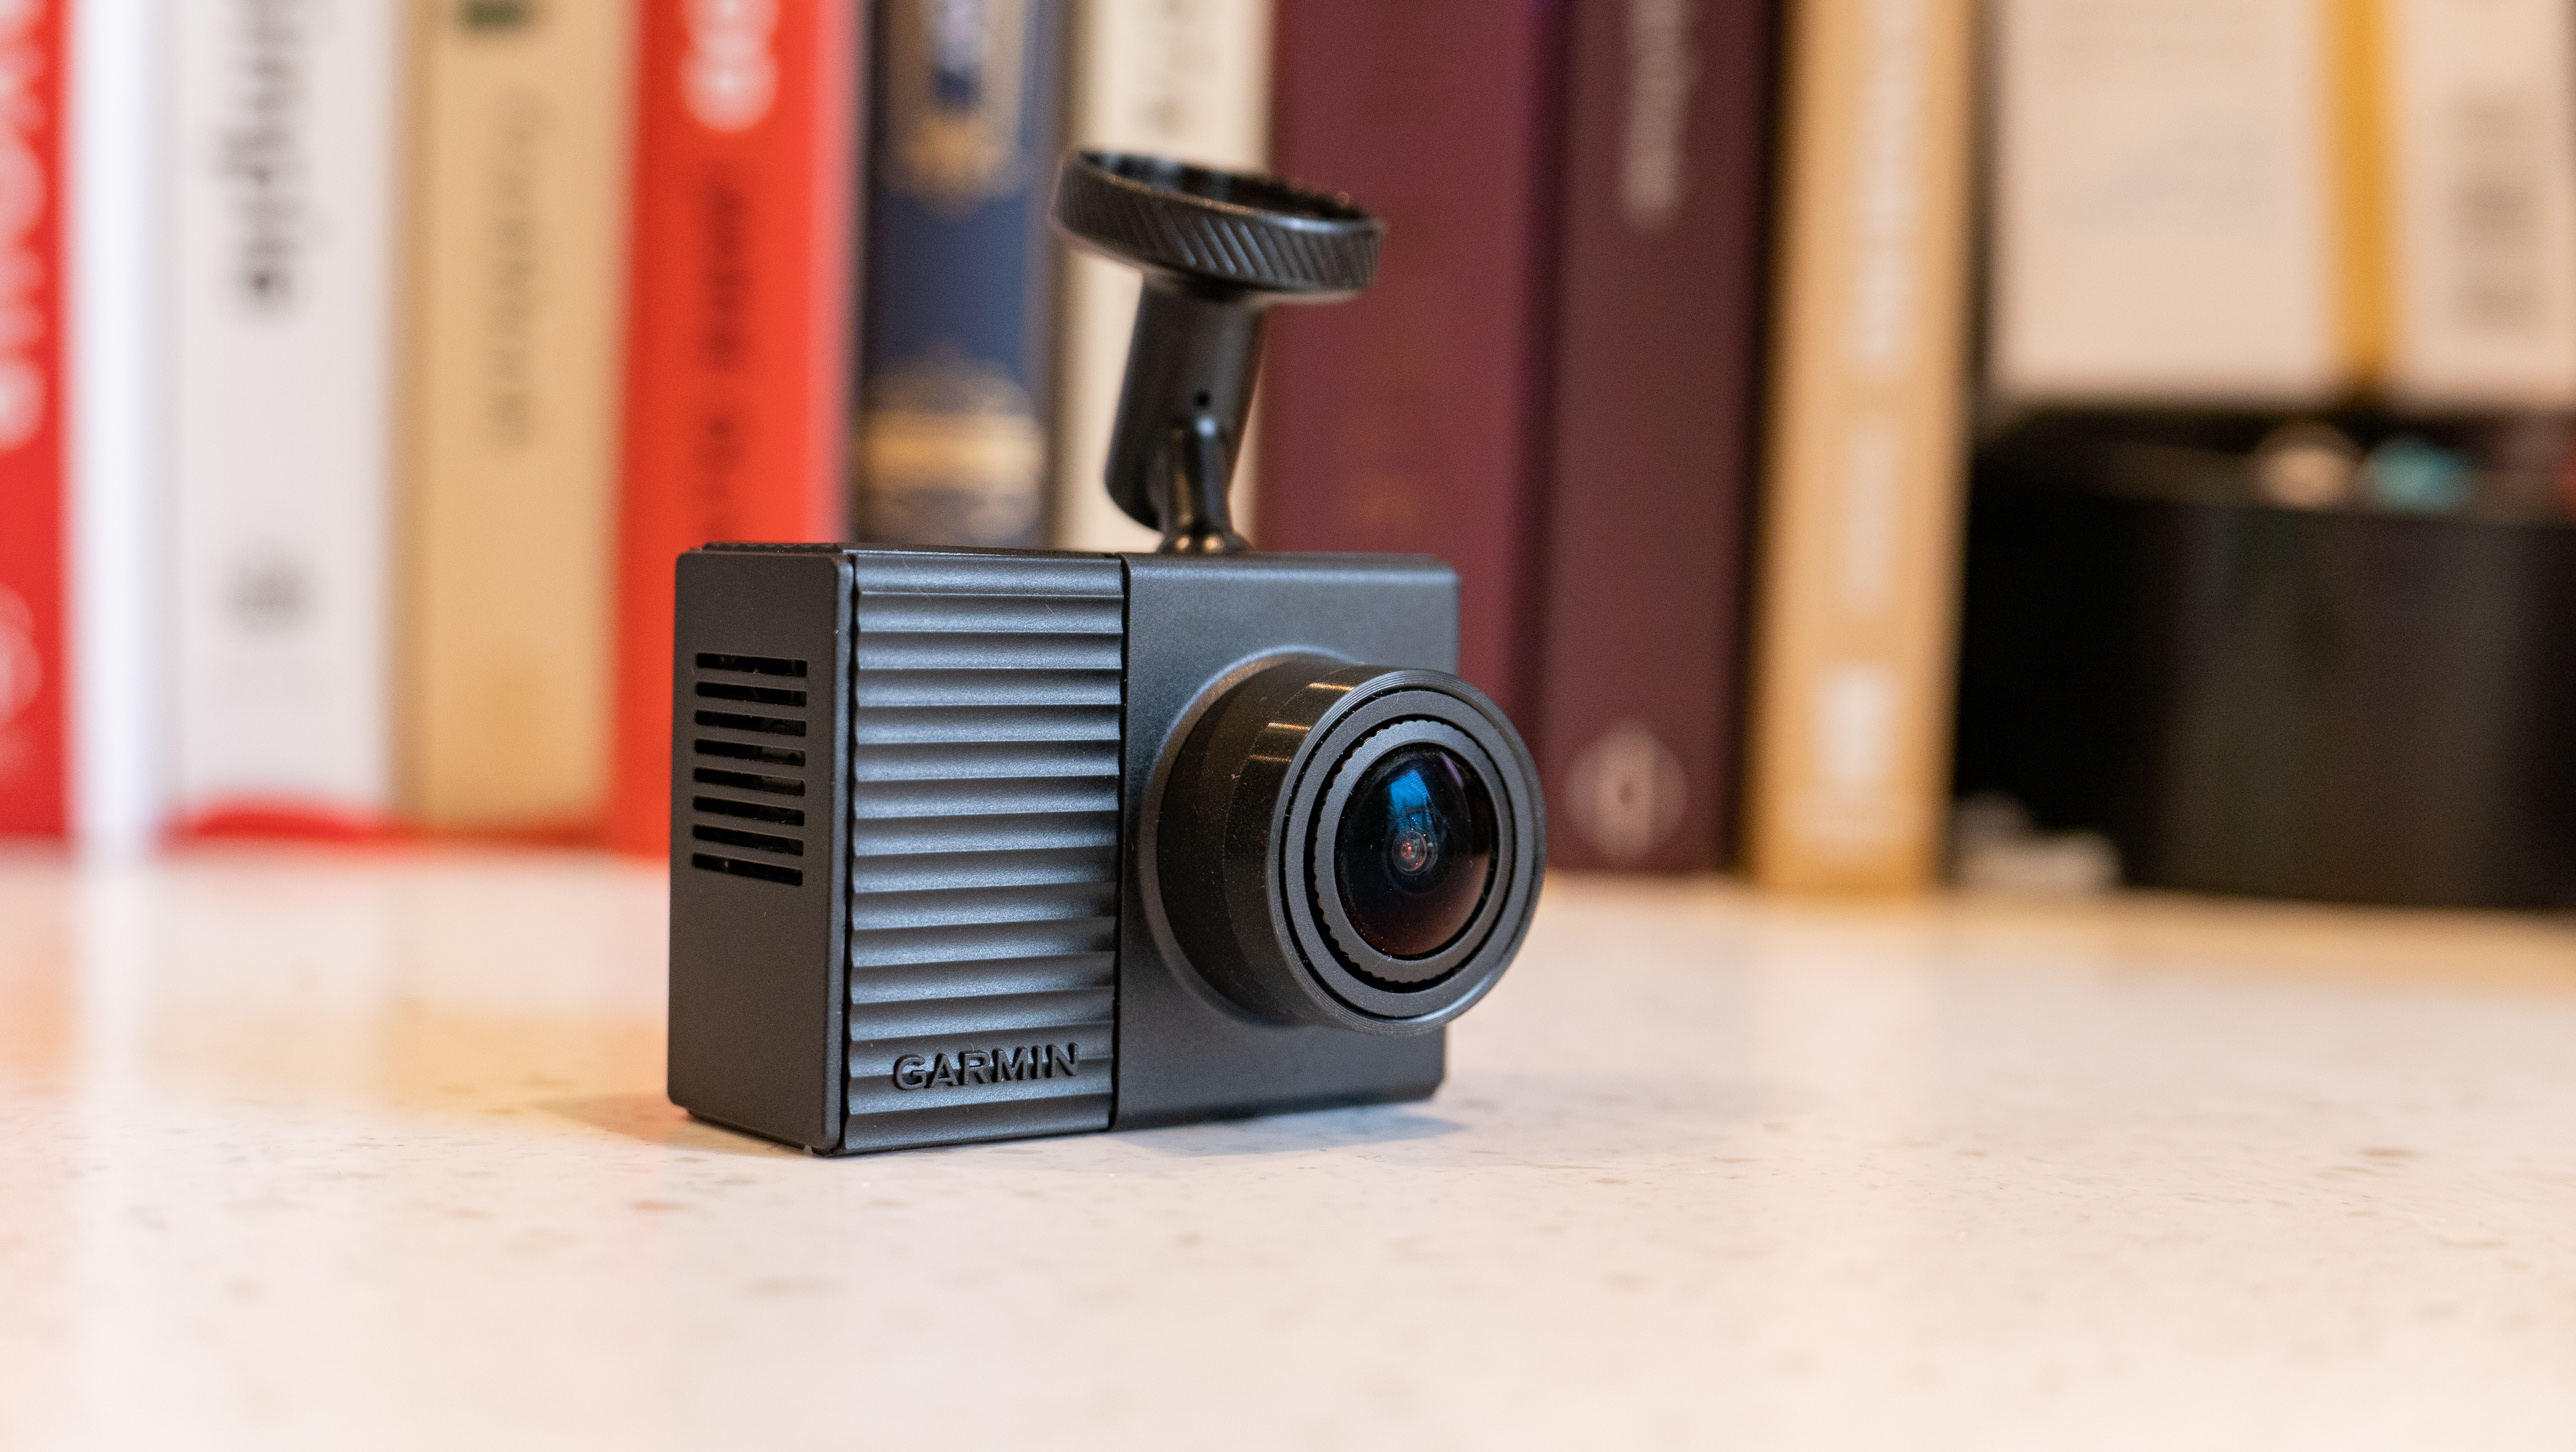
[{"xmin": 854, "ymin": 0, "xmax": 1066, "ymax": 547}]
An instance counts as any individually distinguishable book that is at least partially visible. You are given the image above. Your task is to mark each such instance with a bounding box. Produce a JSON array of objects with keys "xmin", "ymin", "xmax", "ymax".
[
  {"xmin": 168, "ymin": 0, "xmax": 404, "ymax": 839},
  {"xmin": 1532, "ymin": 0, "xmax": 1777, "ymax": 872},
  {"xmin": 69, "ymin": 0, "xmax": 169, "ymax": 853},
  {"xmin": 0, "ymin": 0, "xmax": 65, "ymax": 839},
  {"xmin": 852, "ymin": 0, "xmax": 1066, "ymax": 549},
  {"xmin": 606, "ymin": 0, "xmax": 859, "ymax": 858},
  {"xmin": 1741, "ymin": 0, "xmax": 1976, "ymax": 893},
  {"xmin": 398, "ymin": 0, "xmax": 636, "ymax": 834},
  {"xmin": 2377, "ymin": 0, "xmax": 2576, "ymax": 409},
  {"xmin": 1052, "ymin": 0, "xmax": 1274, "ymax": 553},
  {"xmin": 1987, "ymin": 0, "xmax": 2339, "ymax": 405},
  {"xmin": 1257, "ymin": 0, "xmax": 1569, "ymax": 726}
]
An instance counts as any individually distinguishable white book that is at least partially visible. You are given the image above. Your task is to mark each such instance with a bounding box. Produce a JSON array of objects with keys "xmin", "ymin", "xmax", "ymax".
[
  {"xmin": 167, "ymin": 0, "xmax": 401, "ymax": 829},
  {"xmin": 70, "ymin": 0, "xmax": 168, "ymax": 855},
  {"xmin": 1987, "ymin": 0, "xmax": 2340, "ymax": 405},
  {"xmin": 2379, "ymin": 0, "xmax": 2576, "ymax": 409},
  {"xmin": 1053, "ymin": 0, "xmax": 1273, "ymax": 552}
]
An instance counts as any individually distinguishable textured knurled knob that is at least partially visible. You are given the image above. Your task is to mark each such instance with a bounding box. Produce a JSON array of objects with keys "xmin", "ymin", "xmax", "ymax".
[{"xmin": 1054, "ymin": 150, "xmax": 1384, "ymax": 299}]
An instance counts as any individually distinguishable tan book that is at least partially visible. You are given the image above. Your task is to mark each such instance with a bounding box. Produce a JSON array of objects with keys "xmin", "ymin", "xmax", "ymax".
[
  {"xmin": 1742, "ymin": 0, "xmax": 1976, "ymax": 893},
  {"xmin": 1052, "ymin": 0, "xmax": 1274, "ymax": 552},
  {"xmin": 398, "ymin": 0, "xmax": 635, "ymax": 831}
]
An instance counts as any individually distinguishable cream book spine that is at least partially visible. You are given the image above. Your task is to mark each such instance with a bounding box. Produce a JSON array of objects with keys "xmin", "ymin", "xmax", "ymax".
[
  {"xmin": 170, "ymin": 0, "xmax": 403, "ymax": 833},
  {"xmin": 1743, "ymin": 0, "xmax": 1976, "ymax": 894},
  {"xmin": 2377, "ymin": 0, "xmax": 2576, "ymax": 409},
  {"xmin": 1987, "ymin": 0, "xmax": 2338, "ymax": 404},
  {"xmin": 398, "ymin": 0, "xmax": 634, "ymax": 831},
  {"xmin": 1052, "ymin": 0, "xmax": 1273, "ymax": 552}
]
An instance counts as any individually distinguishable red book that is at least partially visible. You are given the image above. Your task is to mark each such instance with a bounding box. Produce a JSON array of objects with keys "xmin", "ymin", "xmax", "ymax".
[
  {"xmin": 608, "ymin": 0, "xmax": 859, "ymax": 857},
  {"xmin": 0, "ymin": 1, "xmax": 67, "ymax": 839},
  {"xmin": 1258, "ymin": 0, "xmax": 1569, "ymax": 727},
  {"xmin": 1533, "ymin": 0, "xmax": 1778, "ymax": 871}
]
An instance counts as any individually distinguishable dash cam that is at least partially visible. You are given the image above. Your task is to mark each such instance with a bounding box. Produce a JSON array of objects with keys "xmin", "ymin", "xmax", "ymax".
[{"xmin": 667, "ymin": 152, "xmax": 1546, "ymax": 1155}]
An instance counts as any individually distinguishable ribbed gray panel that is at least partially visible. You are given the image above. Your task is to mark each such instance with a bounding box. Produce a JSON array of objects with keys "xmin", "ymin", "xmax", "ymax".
[
  {"xmin": 849, "ymin": 844, "xmax": 1119, "ymax": 893},
  {"xmin": 853, "ymin": 704, "xmax": 1121, "ymax": 743},
  {"xmin": 842, "ymin": 812, "xmax": 1116, "ymax": 858},
  {"xmin": 843, "ymin": 553, "xmax": 1123, "ymax": 1152},
  {"xmin": 839, "ymin": 1093, "xmax": 1111, "ymax": 1156}
]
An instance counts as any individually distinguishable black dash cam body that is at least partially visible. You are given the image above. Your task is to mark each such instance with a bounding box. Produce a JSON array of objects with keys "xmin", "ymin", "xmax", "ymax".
[
  {"xmin": 671, "ymin": 543, "xmax": 1539, "ymax": 1153},
  {"xmin": 667, "ymin": 152, "xmax": 1546, "ymax": 1155}
]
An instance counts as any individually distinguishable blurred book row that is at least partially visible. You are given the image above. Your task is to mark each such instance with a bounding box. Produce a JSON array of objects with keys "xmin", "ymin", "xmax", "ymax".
[{"xmin": 3, "ymin": 0, "xmax": 2574, "ymax": 906}]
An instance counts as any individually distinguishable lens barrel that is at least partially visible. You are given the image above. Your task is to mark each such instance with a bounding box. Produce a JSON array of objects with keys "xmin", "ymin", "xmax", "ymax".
[{"xmin": 1155, "ymin": 659, "xmax": 1545, "ymax": 1035}]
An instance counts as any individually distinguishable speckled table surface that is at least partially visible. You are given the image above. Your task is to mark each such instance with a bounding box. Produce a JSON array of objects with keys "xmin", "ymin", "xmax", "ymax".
[{"xmin": 2, "ymin": 849, "xmax": 2572, "ymax": 1450}]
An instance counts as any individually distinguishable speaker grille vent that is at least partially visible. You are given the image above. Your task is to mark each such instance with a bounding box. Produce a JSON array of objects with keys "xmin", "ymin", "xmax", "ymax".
[
  {"xmin": 686, "ymin": 650, "xmax": 814, "ymax": 886},
  {"xmin": 841, "ymin": 554, "xmax": 1125, "ymax": 1153}
]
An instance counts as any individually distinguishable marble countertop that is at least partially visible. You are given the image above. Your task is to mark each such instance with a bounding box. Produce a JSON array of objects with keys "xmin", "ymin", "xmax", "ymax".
[{"xmin": 3, "ymin": 849, "xmax": 2572, "ymax": 1450}]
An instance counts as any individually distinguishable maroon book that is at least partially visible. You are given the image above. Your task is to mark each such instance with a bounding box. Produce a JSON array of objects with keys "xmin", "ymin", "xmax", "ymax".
[
  {"xmin": 1535, "ymin": 0, "xmax": 1777, "ymax": 871},
  {"xmin": 1257, "ymin": 0, "xmax": 1569, "ymax": 728}
]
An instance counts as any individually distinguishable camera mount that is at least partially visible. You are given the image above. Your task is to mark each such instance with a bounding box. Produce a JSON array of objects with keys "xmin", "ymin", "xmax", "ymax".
[{"xmin": 1053, "ymin": 150, "xmax": 1384, "ymax": 553}]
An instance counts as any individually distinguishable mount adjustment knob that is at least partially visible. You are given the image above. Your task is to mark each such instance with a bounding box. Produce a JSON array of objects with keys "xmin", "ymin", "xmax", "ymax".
[{"xmin": 1052, "ymin": 151, "xmax": 1386, "ymax": 551}]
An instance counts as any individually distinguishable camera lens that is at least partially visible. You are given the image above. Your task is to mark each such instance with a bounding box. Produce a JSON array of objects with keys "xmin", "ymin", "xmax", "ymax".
[
  {"xmin": 1333, "ymin": 744, "xmax": 1498, "ymax": 961},
  {"xmin": 1154, "ymin": 658, "xmax": 1545, "ymax": 1035}
]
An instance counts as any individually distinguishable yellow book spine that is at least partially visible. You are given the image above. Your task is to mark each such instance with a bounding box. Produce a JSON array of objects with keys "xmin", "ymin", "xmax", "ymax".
[
  {"xmin": 1743, "ymin": 0, "xmax": 1976, "ymax": 893},
  {"xmin": 398, "ymin": 0, "xmax": 636, "ymax": 830},
  {"xmin": 2325, "ymin": 0, "xmax": 2392, "ymax": 392}
]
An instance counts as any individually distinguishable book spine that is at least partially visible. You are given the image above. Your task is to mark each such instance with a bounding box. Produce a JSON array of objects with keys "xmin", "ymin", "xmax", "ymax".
[
  {"xmin": 2377, "ymin": 0, "xmax": 2576, "ymax": 408},
  {"xmin": 606, "ymin": 0, "xmax": 859, "ymax": 858},
  {"xmin": 399, "ymin": 0, "xmax": 636, "ymax": 833},
  {"xmin": 1533, "ymin": 0, "xmax": 1777, "ymax": 873},
  {"xmin": 70, "ymin": 0, "xmax": 172, "ymax": 854},
  {"xmin": 1052, "ymin": 0, "xmax": 1273, "ymax": 553},
  {"xmin": 0, "ymin": 0, "xmax": 65, "ymax": 838},
  {"xmin": 1256, "ymin": 0, "xmax": 1569, "ymax": 728},
  {"xmin": 1987, "ymin": 0, "xmax": 2338, "ymax": 404},
  {"xmin": 852, "ymin": 0, "xmax": 1065, "ymax": 549},
  {"xmin": 1741, "ymin": 0, "xmax": 1975, "ymax": 893},
  {"xmin": 169, "ymin": 0, "xmax": 402, "ymax": 839}
]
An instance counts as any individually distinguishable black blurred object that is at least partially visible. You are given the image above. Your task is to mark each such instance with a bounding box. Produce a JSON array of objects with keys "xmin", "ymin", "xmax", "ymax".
[{"xmin": 1958, "ymin": 413, "xmax": 2576, "ymax": 909}]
